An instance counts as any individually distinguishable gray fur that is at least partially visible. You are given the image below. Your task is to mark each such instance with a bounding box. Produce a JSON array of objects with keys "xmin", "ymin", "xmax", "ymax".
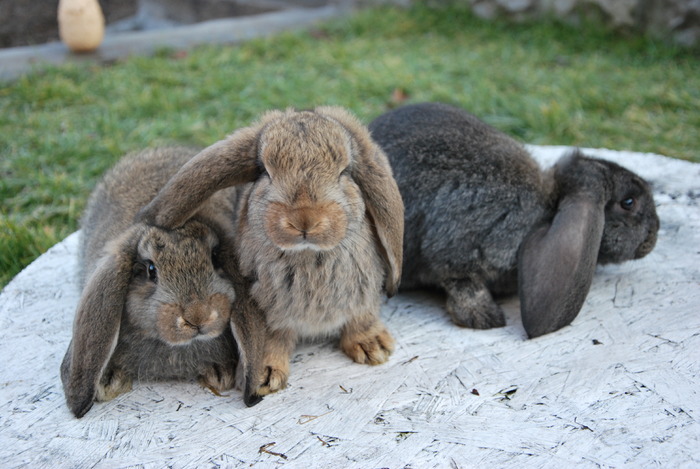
[
  {"xmin": 369, "ymin": 102, "xmax": 659, "ymax": 337},
  {"xmin": 60, "ymin": 148, "xmax": 264, "ymax": 418}
]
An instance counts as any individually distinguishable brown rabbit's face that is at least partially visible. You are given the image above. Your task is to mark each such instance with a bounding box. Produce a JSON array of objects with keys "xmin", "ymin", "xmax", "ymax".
[
  {"xmin": 598, "ymin": 170, "xmax": 660, "ymax": 264},
  {"xmin": 126, "ymin": 222, "xmax": 235, "ymax": 345},
  {"xmin": 253, "ymin": 113, "xmax": 363, "ymax": 251}
]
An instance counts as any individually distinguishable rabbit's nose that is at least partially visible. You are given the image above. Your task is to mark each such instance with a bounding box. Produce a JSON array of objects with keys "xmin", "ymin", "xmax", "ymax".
[
  {"xmin": 179, "ymin": 316, "xmax": 202, "ymax": 332},
  {"xmin": 635, "ymin": 229, "xmax": 658, "ymax": 259},
  {"xmin": 287, "ymin": 209, "xmax": 325, "ymax": 237},
  {"xmin": 279, "ymin": 207, "xmax": 332, "ymax": 243},
  {"xmin": 185, "ymin": 293, "xmax": 230, "ymax": 337},
  {"xmin": 266, "ymin": 201, "xmax": 347, "ymax": 250},
  {"xmin": 158, "ymin": 296, "xmax": 229, "ymax": 345}
]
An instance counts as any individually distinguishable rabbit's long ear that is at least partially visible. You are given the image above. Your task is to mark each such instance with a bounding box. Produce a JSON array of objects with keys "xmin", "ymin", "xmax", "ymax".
[
  {"xmin": 217, "ymin": 236, "xmax": 266, "ymax": 407},
  {"xmin": 61, "ymin": 227, "xmax": 142, "ymax": 418},
  {"xmin": 229, "ymin": 289, "xmax": 267, "ymax": 407},
  {"xmin": 137, "ymin": 126, "xmax": 261, "ymax": 229},
  {"xmin": 320, "ymin": 107, "xmax": 404, "ymax": 296},
  {"xmin": 355, "ymin": 145, "xmax": 404, "ymax": 297},
  {"xmin": 518, "ymin": 195, "xmax": 605, "ymax": 338}
]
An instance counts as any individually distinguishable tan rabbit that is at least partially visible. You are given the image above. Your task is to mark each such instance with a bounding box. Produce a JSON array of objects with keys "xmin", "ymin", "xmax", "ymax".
[
  {"xmin": 61, "ymin": 147, "xmax": 266, "ymax": 418},
  {"xmin": 138, "ymin": 107, "xmax": 404, "ymax": 395}
]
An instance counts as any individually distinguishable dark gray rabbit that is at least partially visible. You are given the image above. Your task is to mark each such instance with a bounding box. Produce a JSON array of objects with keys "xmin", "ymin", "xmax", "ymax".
[
  {"xmin": 369, "ymin": 102, "xmax": 659, "ymax": 338},
  {"xmin": 61, "ymin": 147, "xmax": 266, "ymax": 418}
]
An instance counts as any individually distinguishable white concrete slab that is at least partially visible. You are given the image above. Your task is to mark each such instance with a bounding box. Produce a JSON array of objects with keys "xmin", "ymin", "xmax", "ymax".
[{"xmin": 1, "ymin": 146, "xmax": 698, "ymax": 467}]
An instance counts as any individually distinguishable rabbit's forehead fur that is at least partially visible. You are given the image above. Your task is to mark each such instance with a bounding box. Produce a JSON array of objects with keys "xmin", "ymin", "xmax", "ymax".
[
  {"xmin": 610, "ymin": 165, "xmax": 652, "ymax": 199},
  {"xmin": 258, "ymin": 112, "xmax": 352, "ymax": 180},
  {"xmin": 136, "ymin": 222, "xmax": 222, "ymax": 295}
]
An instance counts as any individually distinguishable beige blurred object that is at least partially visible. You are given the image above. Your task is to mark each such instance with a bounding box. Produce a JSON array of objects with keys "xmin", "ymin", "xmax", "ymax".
[{"xmin": 58, "ymin": 0, "xmax": 106, "ymax": 52}]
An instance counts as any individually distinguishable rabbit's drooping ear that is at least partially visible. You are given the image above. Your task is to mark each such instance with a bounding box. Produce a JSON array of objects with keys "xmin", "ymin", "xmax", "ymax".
[
  {"xmin": 229, "ymin": 290, "xmax": 267, "ymax": 407},
  {"xmin": 354, "ymin": 145, "xmax": 404, "ymax": 297},
  {"xmin": 61, "ymin": 226, "xmax": 143, "ymax": 418},
  {"xmin": 216, "ymin": 233, "xmax": 266, "ymax": 407},
  {"xmin": 137, "ymin": 126, "xmax": 261, "ymax": 229},
  {"xmin": 518, "ymin": 192, "xmax": 605, "ymax": 338},
  {"xmin": 319, "ymin": 107, "xmax": 404, "ymax": 296}
]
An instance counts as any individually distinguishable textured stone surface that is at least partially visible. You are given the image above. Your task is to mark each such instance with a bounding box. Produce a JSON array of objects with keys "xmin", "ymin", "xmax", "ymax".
[
  {"xmin": 468, "ymin": 0, "xmax": 700, "ymax": 45},
  {"xmin": 1, "ymin": 146, "xmax": 698, "ymax": 467}
]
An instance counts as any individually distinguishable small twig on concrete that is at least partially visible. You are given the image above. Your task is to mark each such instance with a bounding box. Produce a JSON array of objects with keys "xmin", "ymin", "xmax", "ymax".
[
  {"xmin": 401, "ymin": 355, "xmax": 419, "ymax": 365},
  {"xmin": 298, "ymin": 409, "xmax": 333, "ymax": 424},
  {"xmin": 574, "ymin": 417, "xmax": 594, "ymax": 432},
  {"xmin": 259, "ymin": 442, "xmax": 288, "ymax": 460}
]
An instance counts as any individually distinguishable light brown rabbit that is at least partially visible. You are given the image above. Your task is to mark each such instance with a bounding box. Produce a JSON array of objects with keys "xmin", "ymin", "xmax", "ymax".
[
  {"xmin": 138, "ymin": 107, "xmax": 404, "ymax": 395},
  {"xmin": 61, "ymin": 147, "xmax": 266, "ymax": 418}
]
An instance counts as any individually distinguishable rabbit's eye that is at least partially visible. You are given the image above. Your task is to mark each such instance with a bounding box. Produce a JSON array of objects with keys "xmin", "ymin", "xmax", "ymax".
[
  {"xmin": 256, "ymin": 161, "xmax": 270, "ymax": 180},
  {"xmin": 146, "ymin": 260, "xmax": 158, "ymax": 282},
  {"xmin": 211, "ymin": 245, "xmax": 222, "ymax": 269},
  {"xmin": 620, "ymin": 197, "xmax": 636, "ymax": 211}
]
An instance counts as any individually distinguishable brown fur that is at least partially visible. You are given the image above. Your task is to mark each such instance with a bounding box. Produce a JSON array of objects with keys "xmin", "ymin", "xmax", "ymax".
[
  {"xmin": 156, "ymin": 293, "xmax": 231, "ymax": 344},
  {"xmin": 138, "ymin": 107, "xmax": 405, "ymax": 395},
  {"xmin": 264, "ymin": 198, "xmax": 347, "ymax": 250},
  {"xmin": 61, "ymin": 148, "xmax": 266, "ymax": 418},
  {"xmin": 340, "ymin": 313, "xmax": 395, "ymax": 365},
  {"xmin": 256, "ymin": 328, "xmax": 295, "ymax": 396}
]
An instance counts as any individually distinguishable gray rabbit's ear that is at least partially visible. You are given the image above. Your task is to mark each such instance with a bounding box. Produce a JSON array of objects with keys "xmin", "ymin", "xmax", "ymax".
[
  {"xmin": 217, "ymin": 237, "xmax": 266, "ymax": 407},
  {"xmin": 228, "ymin": 289, "xmax": 267, "ymax": 407},
  {"xmin": 319, "ymin": 107, "xmax": 405, "ymax": 296},
  {"xmin": 137, "ymin": 126, "xmax": 261, "ymax": 229},
  {"xmin": 61, "ymin": 227, "xmax": 142, "ymax": 418},
  {"xmin": 518, "ymin": 196, "xmax": 605, "ymax": 338}
]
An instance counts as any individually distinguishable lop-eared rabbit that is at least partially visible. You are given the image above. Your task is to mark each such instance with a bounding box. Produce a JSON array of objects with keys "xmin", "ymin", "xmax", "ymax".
[
  {"xmin": 61, "ymin": 147, "xmax": 266, "ymax": 418},
  {"xmin": 138, "ymin": 107, "xmax": 404, "ymax": 395},
  {"xmin": 369, "ymin": 102, "xmax": 659, "ymax": 338}
]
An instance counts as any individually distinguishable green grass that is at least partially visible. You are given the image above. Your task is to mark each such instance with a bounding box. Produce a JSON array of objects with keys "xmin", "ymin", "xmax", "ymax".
[{"xmin": 1, "ymin": 3, "xmax": 698, "ymax": 288}]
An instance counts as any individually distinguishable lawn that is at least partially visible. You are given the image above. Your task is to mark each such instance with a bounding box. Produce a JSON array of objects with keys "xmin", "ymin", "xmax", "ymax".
[{"xmin": 1, "ymin": 2, "xmax": 698, "ymax": 288}]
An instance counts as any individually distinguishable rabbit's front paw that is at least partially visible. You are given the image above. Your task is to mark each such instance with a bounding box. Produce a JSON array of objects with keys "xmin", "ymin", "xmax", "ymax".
[
  {"xmin": 444, "ymin": 279, "xmax": 505, "ymax": 329},
  {"xmin": 199, "ymin": 363, "xmax": 236, "ymax": 396},
  {"xmin": 256, "ymin": 354, "xmax": 290, "ymax": 396},
  {"xmin": 96, "ymin": 368, "xmax": 132, "ymax": 402},
  {"xmin": 449, "ymin": 300, "xmax": 505, "ymax": 329},
  {"xmin": 341, "ymin": 321, "xmax": 395, "ymax": 365}
]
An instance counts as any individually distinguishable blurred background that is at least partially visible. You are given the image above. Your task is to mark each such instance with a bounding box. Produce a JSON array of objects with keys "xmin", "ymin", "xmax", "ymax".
[
  {"xmin": 2, "ymin": 0, "xmax": 333, "ymax": 48},
  {"xmin": 1, "ymin": 0, "xmax": 698, "ymax": 287}
]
